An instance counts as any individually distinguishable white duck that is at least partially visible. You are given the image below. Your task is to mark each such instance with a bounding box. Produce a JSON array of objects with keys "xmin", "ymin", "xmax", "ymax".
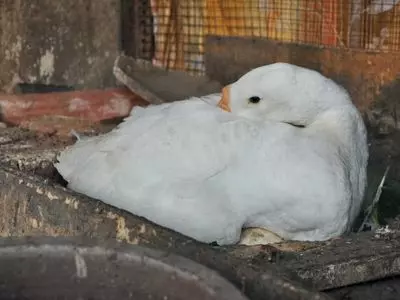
[{"xmin": 55, "ymin": 63, "xmax": 368, "ymax": 246}]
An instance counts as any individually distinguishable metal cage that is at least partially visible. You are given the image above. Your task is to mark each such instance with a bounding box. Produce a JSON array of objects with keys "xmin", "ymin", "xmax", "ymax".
[{"xmin": 123, "ymin": 0, "xmax": 400, "ymax": 75}]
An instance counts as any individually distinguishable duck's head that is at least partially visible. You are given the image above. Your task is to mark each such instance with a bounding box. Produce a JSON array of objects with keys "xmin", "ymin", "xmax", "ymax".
[
  {"xmin": 217, "ymin": 63, "xmax": 352, "ymax": 126},
  {"xmin": 217, "ymin": 63, "xmax": 368, "ymax": 232}
]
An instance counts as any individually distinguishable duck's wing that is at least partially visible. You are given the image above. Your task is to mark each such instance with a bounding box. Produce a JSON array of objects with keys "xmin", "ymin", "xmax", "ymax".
[
  {"xmin": 218, "ymin": 122, "xmax": 358, "ymax": 243},
  {"xmin": 55, "ymin": 96, "xmax": 254, "ymax": 244}
]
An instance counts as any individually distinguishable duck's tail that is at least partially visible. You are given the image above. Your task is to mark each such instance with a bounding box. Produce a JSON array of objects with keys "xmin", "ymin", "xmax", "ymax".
[
  {"xmin": 54, "ymin": 132, "xmax": 102, "ymax": 184},
  {"xmin": 69, "ymin": 129, "xmax": 82, "ymax": 141}
]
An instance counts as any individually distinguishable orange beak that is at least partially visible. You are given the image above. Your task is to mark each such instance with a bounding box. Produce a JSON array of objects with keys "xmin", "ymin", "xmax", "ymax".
[{"xmin": 217, "ymin": 86, "xmax": 231, "ymax": 112}]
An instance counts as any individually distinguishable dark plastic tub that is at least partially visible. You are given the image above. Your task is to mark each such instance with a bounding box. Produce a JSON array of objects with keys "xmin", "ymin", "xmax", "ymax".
[{"xmin": 0, "ymin": 237, "xmax": 248, "ymax": 300}]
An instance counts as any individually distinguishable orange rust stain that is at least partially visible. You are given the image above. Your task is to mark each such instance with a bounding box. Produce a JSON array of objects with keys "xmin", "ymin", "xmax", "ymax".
[{"xmin": 0, "ymin": 88, "xmax": 149, "ymax": 125}]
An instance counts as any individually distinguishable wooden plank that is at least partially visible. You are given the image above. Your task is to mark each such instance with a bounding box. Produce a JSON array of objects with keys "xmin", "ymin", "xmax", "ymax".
[
  {"xmin": 280, "ymin": 227, "xmax": 400, "ymax": 290},
  {"xmin": 113, "ymin": 54, "xmax": 221, "ymax": 103}
]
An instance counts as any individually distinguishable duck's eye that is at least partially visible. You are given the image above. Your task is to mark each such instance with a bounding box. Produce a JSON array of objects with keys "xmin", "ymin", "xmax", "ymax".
[{"xmin": 248, "ymin": 96, "xmax": 261, "ymax": 104}]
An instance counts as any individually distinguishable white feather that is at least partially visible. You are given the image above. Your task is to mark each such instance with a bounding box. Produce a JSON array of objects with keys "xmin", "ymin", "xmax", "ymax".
[{"xmin": 55, "ymin": 63, "xmax": 368, "ymax": 245}]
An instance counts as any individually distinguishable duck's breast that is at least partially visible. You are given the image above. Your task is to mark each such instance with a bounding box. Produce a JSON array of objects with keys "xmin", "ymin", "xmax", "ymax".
[{"xmin": 214, "ymin": 123, "xmax": 354, "ymax": 241}]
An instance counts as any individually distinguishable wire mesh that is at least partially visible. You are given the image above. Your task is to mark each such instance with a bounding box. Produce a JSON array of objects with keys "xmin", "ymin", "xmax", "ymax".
[{"xmin": 129, "ymin": 0, "xmax": 400, "ymax": 74}]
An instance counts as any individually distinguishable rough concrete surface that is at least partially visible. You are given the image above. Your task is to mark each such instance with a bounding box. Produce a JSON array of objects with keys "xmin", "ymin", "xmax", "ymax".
[{"xmin": 0, "ymin": 0, "xmax": 120, "ymax": 92}]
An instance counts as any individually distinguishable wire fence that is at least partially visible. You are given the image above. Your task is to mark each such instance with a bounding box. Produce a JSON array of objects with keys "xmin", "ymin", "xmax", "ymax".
[{"xmin": 128, "ymin": 0, "xmax": 400, "ymax": 74}]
